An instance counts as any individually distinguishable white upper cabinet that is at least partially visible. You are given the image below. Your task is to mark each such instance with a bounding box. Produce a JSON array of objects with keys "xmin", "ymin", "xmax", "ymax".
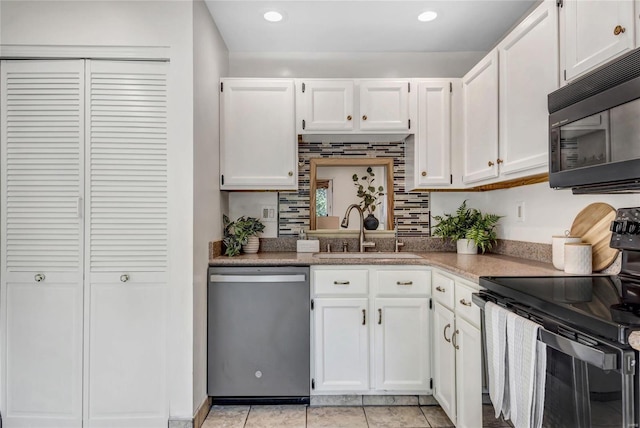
[
  {"xmin": 498, "ymin": 0, "xmax": 559, "ymax": 176},
  {"xmin": 560, "ymin": 0, "xmax": 635, "ymax": 82},
  {"xmin": 296, "ymin": 79, "xmax": 412, "ymax": 135},
  {"xmin": 462, "ymin": 50, "xmax": 499, "ymax": 184},
  {"xmin": 298, "ymin": 80, "xmax": 354, "ymax": 131},
  {"xmin": 359, "ymin": 80, "xmax": 410, "ymax": 131},
  {"xmin": 407, "ymin": 80, "xmax": 452, "ymax": 189},
  {"xmin": 220, "ymin": 79, "xmax": 297, "ymax": 190}
]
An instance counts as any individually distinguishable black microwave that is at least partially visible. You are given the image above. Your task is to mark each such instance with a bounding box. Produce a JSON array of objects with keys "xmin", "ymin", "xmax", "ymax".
[{"xmin": 548, "ymin": 47, "xmax": 640, "ymax": 194}]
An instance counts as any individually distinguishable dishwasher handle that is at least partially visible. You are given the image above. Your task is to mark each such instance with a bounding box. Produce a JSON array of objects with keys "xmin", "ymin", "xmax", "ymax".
[{"xmin": 210, "ymin": 274, "xmax": 306, "ymax": 283}]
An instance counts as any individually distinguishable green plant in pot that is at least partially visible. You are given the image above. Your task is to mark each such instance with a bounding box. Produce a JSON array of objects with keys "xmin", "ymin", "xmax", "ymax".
[
  {"xmin": 432, "ymin": 200, "xmax": 501, "ymax": 254},
  {"xmin": 352, "ymin": 167, "xmax": 384, "ymax": 230},
  {"xmin": 223, "ymin": 215, "xmax": 265, "ymax": 257}
]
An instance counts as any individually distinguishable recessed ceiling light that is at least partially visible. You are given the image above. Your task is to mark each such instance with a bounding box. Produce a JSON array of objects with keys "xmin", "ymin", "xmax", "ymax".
[
  {"xmin": 418, "ymin": 11, "xmax": 438, "ymax": 22},
  {"xmin": 264, "ymin": 11, "xmax": 283, "ymax": 22}
]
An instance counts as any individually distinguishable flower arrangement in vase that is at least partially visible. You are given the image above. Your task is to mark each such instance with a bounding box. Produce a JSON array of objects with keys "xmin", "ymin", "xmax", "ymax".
[{"xmin": 352, "ymin": 167, "xmax": 384, "ymax": 230}]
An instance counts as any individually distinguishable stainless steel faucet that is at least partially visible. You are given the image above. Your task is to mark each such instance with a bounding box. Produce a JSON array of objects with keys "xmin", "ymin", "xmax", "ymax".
[
  {"xmin": 394, "ymin": 218, "xmax": 404, "ymax": 253},
  {"xmin": 341, "ymin": 204, "xmax": 375, "ymax": 253}
]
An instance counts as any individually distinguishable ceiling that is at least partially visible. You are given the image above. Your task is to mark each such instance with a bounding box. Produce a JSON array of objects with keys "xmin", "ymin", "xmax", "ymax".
[{"xmin": 204, "ymin": 0, "xmax": 540, "ymax": 53}]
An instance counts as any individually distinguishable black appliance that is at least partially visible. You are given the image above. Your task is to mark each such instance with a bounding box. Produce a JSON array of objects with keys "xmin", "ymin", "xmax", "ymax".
[
  {"xmin": 473, "ymin": 207, "xmax": 640, "ymax": 427},
  {"xmin": 548, "ymin": 47, "xmax": 640, "ymax": 194}
]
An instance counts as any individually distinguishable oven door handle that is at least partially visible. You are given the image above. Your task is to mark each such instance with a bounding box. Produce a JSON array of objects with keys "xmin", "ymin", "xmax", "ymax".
[
  {"xmin": 538, "ymin": 329, "xmax": 618, "ymax": 371},
  {"xmin": 472, "ymin": 293, "xmax": 619, "ymax": 371}
]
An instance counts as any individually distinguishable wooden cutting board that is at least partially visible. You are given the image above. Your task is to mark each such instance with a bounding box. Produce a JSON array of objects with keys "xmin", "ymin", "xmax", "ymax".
[{"xmin": 570, "ymin": 202, "xmax": 618, "ymax": 271}]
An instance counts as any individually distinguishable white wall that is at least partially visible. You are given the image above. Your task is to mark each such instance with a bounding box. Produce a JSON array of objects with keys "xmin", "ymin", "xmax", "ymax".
[
  {"xmin": 1, "ymin": 0, "xmax": 197, "ymax": 420},
  {"xmin": 430, "ymin": 183, "xmax": 640, "ymax": 244},
  {"xmin": 228, "ymin": 193, "xmax": 279, "ymax": 237},
  {"xmin": 193, "ymin": 0, "xmax": 228, "ymax": 415},
  {"xmin": 229, "ymin": 51, "xmax": 485, "ymax": 78}
]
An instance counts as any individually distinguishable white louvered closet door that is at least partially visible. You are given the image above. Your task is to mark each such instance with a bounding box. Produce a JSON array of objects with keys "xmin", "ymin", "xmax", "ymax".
[
  {"xmin": 84, "ymin": 60, "xmax": 168, "ymax": 428},
  {"xmin": 0, "ymin": 60, "xmax": 85, "ymax": 428}
]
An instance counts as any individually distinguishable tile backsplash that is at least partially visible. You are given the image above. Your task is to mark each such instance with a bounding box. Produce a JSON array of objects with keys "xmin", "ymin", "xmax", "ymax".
[{"xmin": 278, "ymin": 140, "xmax": 430, "ymax": 237}]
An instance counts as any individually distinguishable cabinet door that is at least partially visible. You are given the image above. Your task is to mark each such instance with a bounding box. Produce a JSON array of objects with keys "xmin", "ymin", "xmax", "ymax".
[
  {"xmin": 313, "ymin": 298, "xmax": 369, "ymax": 391},
  {"xmin": 433, "ymin": 302, "xmax": 457, "ymax": 425},
  {"xmin": 462, "ymin": 51, "xmax": 499, "ymax": 184},
  {"xmin": 220, "ymin": 79, "xmax": 296, "ymax": 190},
  {"xmin": 300, "ymin": 80, "xmax": 354, "ymax": 131},
  {"xmin": 561, "ymin": 0, "xmax": 634, "ymax": 82},
  {"xmin": 499, "ymin": 1, "xmax": 558, "ymax": 176},
  {"xmin": 454, "ymin": 317, "xmax": 483, "ymax": 428},
  {"xmin": 413, "ymin": 81, "xmax": 451, "ymax": 188},
  {"xmin": 374, "ymin": 298, "xmax": 430, "ymax": 391},
  {"xmin": 358, "ymin": 80, "xmax": 410, "ymax": 131},
  {"xmin": 1, "ymin": 60, "xmax": 84, "ymax": 428},
  {"xmin": 85, "ymin": 60, "xmax": 168, "ymax": 428}
]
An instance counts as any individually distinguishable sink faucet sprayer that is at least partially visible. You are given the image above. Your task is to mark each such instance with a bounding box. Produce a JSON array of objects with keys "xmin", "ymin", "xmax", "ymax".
[{"xmin": 341, "ymin": 204, "xmax": 375, "ymax": 253}]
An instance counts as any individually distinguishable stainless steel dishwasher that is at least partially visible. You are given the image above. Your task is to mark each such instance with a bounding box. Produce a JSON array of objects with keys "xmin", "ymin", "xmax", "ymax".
[{"xmin": 207, "ymin": 266, "xmax": 310, "ymax": 404}]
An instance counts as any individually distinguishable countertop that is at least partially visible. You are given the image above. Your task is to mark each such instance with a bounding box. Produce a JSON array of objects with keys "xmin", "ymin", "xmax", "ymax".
[{"xmin": 209, "ymin": 251, "xmax": 565, "ymax": 283}]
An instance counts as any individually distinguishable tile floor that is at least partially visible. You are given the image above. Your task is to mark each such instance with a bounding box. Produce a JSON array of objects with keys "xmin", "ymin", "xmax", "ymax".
[{"xmin": 202, "ymin": 404, "xmax": 513, "ymax": 428}]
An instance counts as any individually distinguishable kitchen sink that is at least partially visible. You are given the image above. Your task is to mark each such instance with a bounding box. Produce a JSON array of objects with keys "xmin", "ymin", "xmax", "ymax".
[{"xmin": 313, "ymin": 252, "xmax": 422, "ymax": 259}]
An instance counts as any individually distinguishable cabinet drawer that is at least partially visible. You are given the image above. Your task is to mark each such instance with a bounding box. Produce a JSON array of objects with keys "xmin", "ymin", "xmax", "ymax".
[
  {"xmin": 433, "ymin": 271, "xmax": 454, "ymax": 309},
  {"xmin": 376, "ymin": 270, "xmax": 430, "ymax": 296},
  {"xmin": 314, "ymin": 269, "xmax": 368, "ymax": 295},
  {"xmin": 455, "ymin": 282, "xmax": 481, "ymax": 328}
]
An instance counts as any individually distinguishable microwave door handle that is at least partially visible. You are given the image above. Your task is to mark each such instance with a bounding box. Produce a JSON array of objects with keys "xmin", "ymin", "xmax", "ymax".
[{"xmin": 538, "ymin": 329, "xmax": 618, "ymax": 371}]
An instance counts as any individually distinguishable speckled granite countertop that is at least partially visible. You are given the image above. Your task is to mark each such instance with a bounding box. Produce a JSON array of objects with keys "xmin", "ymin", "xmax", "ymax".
[{"xmin": 209, "ymin": 252, "xmax": 565, "ymax": 283}]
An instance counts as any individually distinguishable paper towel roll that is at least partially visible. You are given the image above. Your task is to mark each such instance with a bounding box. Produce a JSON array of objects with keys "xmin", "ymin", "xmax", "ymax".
[
  {"xmin": 564, "ymin": 243, "xmax": 592, "ymax": 275},
  {"xmin": 552, "ymin": 235, "xmax": 582, "ymax": 270}
]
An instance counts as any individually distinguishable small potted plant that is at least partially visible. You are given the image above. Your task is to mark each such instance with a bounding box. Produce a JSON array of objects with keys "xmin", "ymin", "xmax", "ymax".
[
  {"xmin": 432, "ymin": 200, "xmax": 501, "ymax": 254},
  {"xmin": 352, "ymin": 167, "xmax": 384, "ymax": 230},
  {"xmin": 223, "ymin": 215, "xmax": 265, "ymax": 256}
]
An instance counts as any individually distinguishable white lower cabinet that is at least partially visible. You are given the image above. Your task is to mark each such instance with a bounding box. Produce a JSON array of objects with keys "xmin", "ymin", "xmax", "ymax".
[
  {"xmin": 374, "ymin": 298, "xmax": 430, "ymax": 391},
  {"xmin": 311, "ymin": 266, "xmax": 431, "ymax": 395},
  {"xmin": 313, "ymin": 298, "xmax": 369, "ymax": 392},
  {"xmin": 432, "ymin": 270, "xmax": 482, "ymax": 427}
]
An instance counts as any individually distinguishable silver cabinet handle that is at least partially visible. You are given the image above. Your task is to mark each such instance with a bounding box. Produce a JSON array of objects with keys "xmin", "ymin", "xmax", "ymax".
[
  {"xmin": 444, "ymin": 323, "xmax": 451, "ymax": 343},
  {"xmin": 378, "ymin": 308, "xmax": 382, "ymax": 325},
  {"xmin": 362, "ymin": 309, "xmax": 366, "ymax": 325},
  {"xmin": 452, "ymin": 329, "xmax": 460, "ymax": 350},
  {"xmin": 460, "ymin": 298, "xmax": 472, "ymax": 307},
  {"xmin": 120, "ymin": 274, "xmax": 130, "ymax": 283},
  {"xmin": 397, "ymin": 281, "xmax": 413, "ymax": 286},
  {"xmin": 436, "ymin": 286, "xmax": 446, "ymax": 293},
  {"xmin": 334, "ymin": 280, "xmax": 350, "ymax": 285},
  {"xmin": 34, "ymin": 273, "xmax": 45, "ymax": 283}
]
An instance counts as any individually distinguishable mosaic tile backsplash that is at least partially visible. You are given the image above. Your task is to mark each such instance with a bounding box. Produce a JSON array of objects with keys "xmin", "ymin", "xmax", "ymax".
[{"xmin": 278, "ymin": 141, "xmax": 430, "ymax": 237}]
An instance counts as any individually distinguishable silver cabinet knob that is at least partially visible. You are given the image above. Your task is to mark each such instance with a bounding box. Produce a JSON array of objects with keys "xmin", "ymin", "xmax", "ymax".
[
  {"xmin": 435, "ymin": 286, "xmax": 446, "ymax": 293},
  {"xmin": 120, "ymin": 274, "xmax": 130, "ymax": 283},
  {"xmin": 34, "ymin": 273, "xmax": 45, "ymax": 283},
  {"xmin": 460, "ymin": 298, "xmax": 472, "ymax": 307}
]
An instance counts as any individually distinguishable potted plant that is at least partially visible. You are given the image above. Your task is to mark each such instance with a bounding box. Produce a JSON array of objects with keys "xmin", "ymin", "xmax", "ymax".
[
  {"xmin": 432, "ymin": 200, "xmax": 501, "ymax": 254},
  {"xmin": 352, "ymin": 167, "xmax": 385, "ymax": 230},
  {"xmin": 223, "ymin": 214, "xmax": 265, "ymax": 256}
]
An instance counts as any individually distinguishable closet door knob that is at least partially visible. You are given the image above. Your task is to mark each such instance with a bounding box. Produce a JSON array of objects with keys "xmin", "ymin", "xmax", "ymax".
[
  {"xmin": 488, "ymin": 161, "xmax": 495, "ymax": 167},
  {"xmin": 120, "ymin": 274, "xmax": 130, "ymax": 283},
  {"xmin": 614, "ymin": 25, "xmax": 626, "ymax": 35},
  {"xmin": 497, "ymin": 158, "xmax": 504, "ymax": 164},
  {"xmin": 347, "ymin": 115, "xmax": 352, "ymax": 121},
  {"xmin": 421, "ymin": 171, "xmax": 427, "ymax": 177},
  {"xmin": 288, "ymin": 171, "xmax": 294, "ymax": 177},
  {"xmin": 34, "ymin": 273, "xmax": 45, "ymax": 283},
  {"xmin": 362, "ymin": 115, "xmax": 368, "ymax": 121}
]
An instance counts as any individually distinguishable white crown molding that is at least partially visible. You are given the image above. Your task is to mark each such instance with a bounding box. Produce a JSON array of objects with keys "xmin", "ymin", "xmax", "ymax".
[{"xmin": 0, "ymin": 45, "xmax": 170, "ymax": 61}]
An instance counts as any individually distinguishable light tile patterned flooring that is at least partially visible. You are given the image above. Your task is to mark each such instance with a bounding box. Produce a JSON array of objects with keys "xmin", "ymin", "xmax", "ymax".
[{"xmin": 202, "ymin": 404, "xmax": 513, "ymax": 428}]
